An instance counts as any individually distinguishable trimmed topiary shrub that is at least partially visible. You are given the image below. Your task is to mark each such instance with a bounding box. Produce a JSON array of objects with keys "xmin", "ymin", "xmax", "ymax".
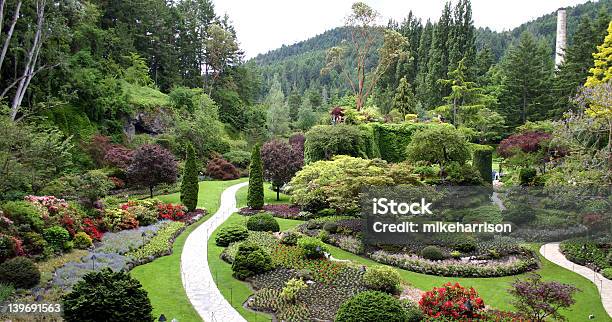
[
  {"xmin": 363, "ymin": 265, "xmax": 401, "ymax": 294},
  {"xmin": 323, "ymin": 221, "xmax": 338, "ymax": 233},
  {"xmin": 215, "ymin": 225, "xmax": 249, "ymax": 246},
  {"xmin": 247, "ymin": 144, "xmax": 264, "ymax": 209},
  {"xmin": 62, "ymin": 269, "xmax": 153, "ymax": 322},
  {"xmin": 180, "ymin": 143, "xmax": 199, "ymax": 212},
  {"xmin": 421, "ymin": 245, "xmax": 445, "ymax": 260},
  {"xmin": 231, "ymin": 242, "xmax": 273, "ymax": 280},
  {"xmin": 603, "ymin": 268, "xmax": 612, "ymax": 280},
  {"xmin": 519, "ymin": 167, "xmax": 537, "ymax": 186},
  {"xmin": 246, "ymin": 213, "xmax": 279, "ymax": 232},
  {"xmin": 335, "ymin": 290, "xmax": 408, "ymax": 322},
  {"xmin": 279, "ymin": 278, "xmax": 307, "ymax": 303},
  {"xmin": 304, "ymin": 124, "xmax": 367, "ymax": 163},
  {"xmin": 43, "ymin": 226, "xmax": 71, "ymax": 252},
  {"xmin": 297, "ymin": 236, "xmax": 327, "ymax": 259},
  {"xmin": 472, "ymin": 144, "xmax": 493, "ymax": 183},
  {"xmin": 0, "ymin": 257, "xmax": 40, "ymax": 288},
  {"xmin": 280, "ymin": 231, "xmax": 299, "ymax": 245},
  {"xmin": 73, "ymin": 232, "xmax": 93, "ymax": 249},
  {"xmin": 403, "ymin": 301, "xmax": 426, "ymax": 322}
]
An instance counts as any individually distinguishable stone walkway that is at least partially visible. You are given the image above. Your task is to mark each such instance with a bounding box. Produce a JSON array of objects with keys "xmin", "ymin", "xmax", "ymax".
[
  {"xmin": 181, "ymin": 182, "xmax": 248, "ymax": 322},
  {"xmin": 540, "ymin": 243, "xmax": 612, "ymax": 318}
]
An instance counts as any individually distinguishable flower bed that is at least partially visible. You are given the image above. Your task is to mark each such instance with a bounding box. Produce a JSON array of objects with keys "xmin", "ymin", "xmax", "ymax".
[
  {"xmin": 560, "ymin": 239, "xmax": 611, "ymax": 274},
  {"xmin": 298, "ymin": 216, "xmax": 539, "ymax": 278},
  {"xmin": 127, "ymin": 221, "xmax": 186, "ymax": 262},
  {"xmin": 238, "ymin": 205, "xmax": 304, "ymax": 219},
  {"xmin": 247, "ymin": 265, "xmax": 368, "ymax": 321},
  {"xmin": 370, "ymin": 250, "xmax": 538, "ymax": 277}
]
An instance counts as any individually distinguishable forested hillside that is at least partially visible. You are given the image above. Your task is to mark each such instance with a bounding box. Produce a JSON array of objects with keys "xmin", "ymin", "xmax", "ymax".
[{"xmin": 253, "ymin": 0, "xmax": 612, "ymax": 98}]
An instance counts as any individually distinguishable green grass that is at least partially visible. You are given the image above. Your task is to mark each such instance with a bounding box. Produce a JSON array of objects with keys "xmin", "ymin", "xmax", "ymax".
[
  {"xmin": 123, "ymin": 81, "xmax": 171, "ymax": 109},
  {"xmin": 235, "ymin": 182, "xmax": 291, "ymax": 207},
  {"xmin": 205, "ymin": 184, "xmax": 290, "ymax": 322},
  {"xmin": 210, "ymin": 213, "xmax": 611, "ymax": 322},
  {"xmin": 207, "ymin": 214, "xmax": 272, "ymax": 322},
  {"xmin": 130, "ymin": 178, "xmax": 246, "ymax": 322}
]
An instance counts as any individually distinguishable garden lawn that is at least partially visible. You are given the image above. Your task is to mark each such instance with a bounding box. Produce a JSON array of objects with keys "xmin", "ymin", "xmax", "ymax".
[
  {"xmin": 207, "ymin": 214, "xmax": 272, "ymax": 322},
  {"xmin": 130, "ymin": 178, "xmax": 246, "ymax": 322},
  {"xmin": 235, "ymin": 183, "xmax": 290, "ymax": 207}
]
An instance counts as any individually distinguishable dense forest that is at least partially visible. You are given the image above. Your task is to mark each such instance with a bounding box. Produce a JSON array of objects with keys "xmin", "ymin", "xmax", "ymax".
[
  {"xmin": 0, "ymin": 0, "xmax": 268, "ymax": 199},
  {"xmin": 253, "ymin": 0, "xmax": 612, "ymax": 116}
]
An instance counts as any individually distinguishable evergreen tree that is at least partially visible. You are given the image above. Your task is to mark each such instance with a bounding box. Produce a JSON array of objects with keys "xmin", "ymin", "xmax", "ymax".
[
  {"xmin": 448, "ymin": 0, "xmax": 476, "ymax": 73},
  {"xmin": 247, "ymin": 144, "xmax": 264, "ymax": 209},
  {"xmin": 180, "ymin": 143, "xmax": 199, "ymax": 212},
  {"xmin": 499, "ymin": 32, "xmax": 554, "ymax": 127},
  {"xmin": 555, "ymin": 14, "xmax": 610, "ymax": 115},
  {"xmin": 297, "ymin": 99, "xmax": 317, "ymax": 130},
  {"xmin": 586, "ymin": 21, "xmax": 612, "ymax": 86},
  {"xmin": 425, "ymin": 2, "xmax": 452, "ymax": 108},
  {"xmin": 438, "ymin": 58, "xmax": 493, "ymax": 125},
  {"xmin": 265, "ymin": 75, "xmax": 290, "ymax": 136},
  {"xmin": 287, "ymin": 88, "xmax": 302, "ymax": 121},
  {"xmin": 415, "ymin": 20, "xmax": 434, "ymax": 105},
  {"xmin": 393, "ymin": 77, "xmax": 416, "ymax": 115}
]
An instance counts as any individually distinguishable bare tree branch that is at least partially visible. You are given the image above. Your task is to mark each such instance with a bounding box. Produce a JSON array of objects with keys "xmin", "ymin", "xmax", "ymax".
[{"xmin": 0, "ymin": 0, "xmax": 21, "ymax": 73}]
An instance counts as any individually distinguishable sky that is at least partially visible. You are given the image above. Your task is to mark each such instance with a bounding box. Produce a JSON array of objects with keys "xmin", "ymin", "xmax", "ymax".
[{"xmin": 212, "ymin": 0, "xmax": 590, "ymax": 59}]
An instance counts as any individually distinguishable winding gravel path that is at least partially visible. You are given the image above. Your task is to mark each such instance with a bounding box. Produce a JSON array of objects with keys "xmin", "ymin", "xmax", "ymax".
[
  {"xmin": 181, "ymin": 182, "xmax": 248, "ymax": 322},
  {"xmin": 540, "ymin": 243, "xmax": 612, "ymax": 318}
]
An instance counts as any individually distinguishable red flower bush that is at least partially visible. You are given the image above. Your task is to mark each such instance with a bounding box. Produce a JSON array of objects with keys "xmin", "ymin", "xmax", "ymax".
[
  {"xmin": 158, "ymin": 204, "xmax": 186, "ymax": 221},
  {"xmin": 419, "ymin": 282, "xmax": 485, "ymax": 319},
  {"xmin": 206, "ymin": 156, "xmax": 240, "ymax": 180},
  {"xmin": 497, "ymin": 132, "xmax": 551, "ymax": 158},
  {"xmin": 81, "ymin": 218, "xmax": 103, "ymax": 241}
]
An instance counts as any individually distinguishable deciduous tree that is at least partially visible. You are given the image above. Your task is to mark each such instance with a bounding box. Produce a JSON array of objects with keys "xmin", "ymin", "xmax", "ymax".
[
  {"xmin": 127, "ymin": 145, "xmax": 178, "ymax": 198},
  {"xmin": 261, "ymin": 140, "xmax": 303, "ymax": 200}
]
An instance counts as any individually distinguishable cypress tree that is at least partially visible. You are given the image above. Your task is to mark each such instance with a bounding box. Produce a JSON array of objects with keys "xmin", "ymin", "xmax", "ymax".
[
  {"xmin": 425, "ymin": 2, "xmax": 452, "ymax": 108},
  {"xmin": 247, "ymin": 144, "xmax": 264, "ymax": 209},
  {"xmin": 180, "ymin": 143, "xmax": 199, "ymax": 212}
]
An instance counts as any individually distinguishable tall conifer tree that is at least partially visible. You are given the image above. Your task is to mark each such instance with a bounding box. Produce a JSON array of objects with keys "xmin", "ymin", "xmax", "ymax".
[
  {"xmin": 247, "ymin": 144, "xmax": 264, "ymax": 209},
  {"xmin": 180, "ymin": 143, "xmax": 199, "ymax": 212}
]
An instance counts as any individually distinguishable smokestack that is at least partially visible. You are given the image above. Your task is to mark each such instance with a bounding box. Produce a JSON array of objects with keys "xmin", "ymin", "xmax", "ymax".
[{"xmin": 555, "ymin": 8, "xmax": 567, "ymax": 68}]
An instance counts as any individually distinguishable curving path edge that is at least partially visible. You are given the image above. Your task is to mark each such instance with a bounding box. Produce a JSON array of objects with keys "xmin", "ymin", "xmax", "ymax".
[
  {"xmin": 181, "ymin": 182, "xmax": 248, "ymax": 322},
  {"xmin": 540, "ymin": 243, "xmax": 612, "ymax": 318}
]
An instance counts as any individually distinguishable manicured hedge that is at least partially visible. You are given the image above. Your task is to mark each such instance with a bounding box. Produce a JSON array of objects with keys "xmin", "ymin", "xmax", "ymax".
[
  {"xmin": 304, "ymin": 125, "xmax": 368, "ymax": 163},
  {"xmin": 335, "ymin": 291, "xmax": 408, "ymax": 322},
  {"xmin": 304, "ymin": 123, "xmax": 443, "ymax": 164},
  {"xmin": 471, "ymin": 144, "xmax": 493, "ymax": 183},
  {"xmin": 367, "ymin": 122, "xmax": 434, "ymax": 163}
]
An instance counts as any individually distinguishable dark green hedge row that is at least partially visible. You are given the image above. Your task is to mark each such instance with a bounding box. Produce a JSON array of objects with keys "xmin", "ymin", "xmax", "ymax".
[{"xmin": 304, "ymin": 123, "xmax": 438, "ymax": 163}]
